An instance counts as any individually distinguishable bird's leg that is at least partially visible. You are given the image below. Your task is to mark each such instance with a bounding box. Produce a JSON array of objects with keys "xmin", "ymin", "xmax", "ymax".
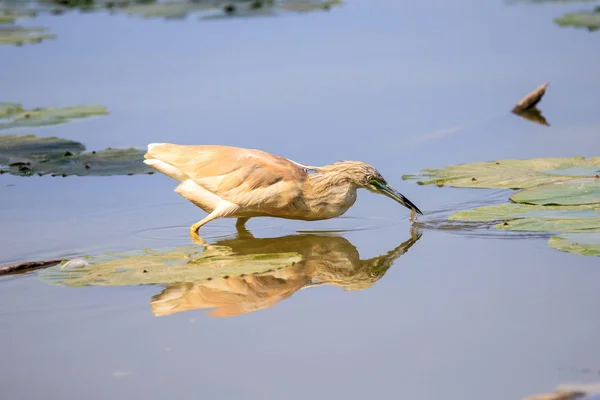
[
  {"xmin": 235, "ymin": 218, "xmax": 255, "ymax": 239},
  {"xmin": 236, "ymin": 217, "xmax": 250, "ymax": 229},
  {"xmin": 189, "ymin": 215, "xmax": 216, "ymax": 237},
  {"xmin": 189, "ymin": 201, "xmax": 239, "ymax": 238}
]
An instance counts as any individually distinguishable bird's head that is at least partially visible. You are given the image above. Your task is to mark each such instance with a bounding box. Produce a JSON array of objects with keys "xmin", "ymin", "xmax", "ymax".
[{"xmin": 323, "ymin": 161, "xmax": 423, "ymax": 216}]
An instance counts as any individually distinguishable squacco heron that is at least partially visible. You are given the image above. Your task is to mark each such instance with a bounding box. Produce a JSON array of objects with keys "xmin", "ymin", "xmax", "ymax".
[{"xmin": 144, "ymin": 143, "xmax": 422, "ymax": 235}]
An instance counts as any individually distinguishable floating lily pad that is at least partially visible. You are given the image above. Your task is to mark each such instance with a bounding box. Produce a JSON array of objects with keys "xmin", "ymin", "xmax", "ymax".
[
  {"xmin": 0, "ymin": 102, "xmax": 24, "ymax": 118},
  {"xmin": 0, "ymin": 9, "xmax": 37, "ymax": 24},
  {"xmin": 555, "ymin": 7, "xmax": 600, "ymax": 31},
  {"xmin": 0, "ymin": 104, "xmax": 108, "ymax": 130},
  {"xmin": 548, "ymin": 233, "xmax": 600, "ymax": 256},
  {"xmin": 33, "ymin": 147, "xmax": 152, "ymax": 176},
  {"xmin": 449, "ymin": 203, "xmax": 600, "ymax": 222},
  {"xmin": 39, "ymin": 245, "xmax": 303, "ymax": 287},
  {"xmin": 495, "ymin": 217, "xmax": 600, "ymax": 233},
  {"xmin": 117, "ymin": 1, "xmax": 217, "ymax": 19},
  {"xmin": 0, "ymin": 14, "xmax": 17, "ymax": 24},
  {"xmin": 510, "ymin": 178, "xmax": 600, "ymax": 205},
  {"xmin": 0, "ymin": 0, "xmax": 342, "ymax": 25},
  {"xmin": 411, "ymin": 156, "xmax": 600, "ymax": 256},
  {"xmin": 0, "ymin": 26, "xmax": 55, "ymax": 46},
  {"xmin": 0, "ymin": 134, "xmax": 152, "ymax": 177},
  {"xmin": 39, "ymin": 231, "xmax": 421, "ymax": 317},
  {"xmin": 403, "ymin": 157, "xmax": 600, "ymax": 189},
  {"xmin": 522, "ymin": 390, "xmax": 587, "ymax": 400},
  {"xmin": 449, "ymin": 202, "xmax": 600, "ymax": 233},
  {"xmin": 0, "ymin": 134, "xmax": 85, "ymax": 165},
  {"xmin": 113, "ymin": 0, "xmax": 341, "ymax": 19},
  {"xmin": 279, "ymin": 0, "xmax": 341, "ymax": 12}
]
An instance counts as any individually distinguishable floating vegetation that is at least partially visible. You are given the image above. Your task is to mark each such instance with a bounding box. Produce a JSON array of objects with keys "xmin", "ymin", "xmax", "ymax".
[
  {"xmin": 0, "ymin": 7, "xmax": 54, "ymax": 46},
  {"xmin": 522, "ymin": 390, "xmax": 587, "ymax": 400},
  {"xmin": 39, "ymin": 245, "xmax": 303, "ymax": 287},
  {"xmin": 495, "ymin": 217, "xmax": 600, "ymax": 233},
  {"xmin": 0, "ymin": 9, "xmax": 37, "ymax": 24},
  {"xmin": 548, "ymin": 233, "xmax": 600, "ymax": 256},
  {"xmin": 0, "ymin": 103, "xmax": 108, "ymax": 130},
  {"xmin": 0, "ymin": 25, "xmax": 55, "ymax": 46},
  {"xmin": 507, "ymin": 0, "xmax": 598, "ymax": 4},
  {"xmin": 403, "ymin": 157, "xmax": 600, "ymax": 189},
  {"xmin": 555, "ymin": 7, "xmax": 600, "ymax": 31},
  {"xmin": 0, "ymin": 1, "xmax": 342, "ymax": 45},
  {"xmin": 508, "ymin": 1, "xmax": 600, "ymax": 32},
  {"xmin": 0, "ymin": 0, "xmax": 342, "ymax": 22},
  {"xmin": 510, "ymin": 178, "xmax": 600, "ymax": 205},
  {"xmin": 448, "ymin": 203, "xmax": 600, "ymax": 223},
  {"xmin": 39, "ymin": 230, "xmax": 421, "ymax": 317},
  {"xmin": 407, "ymin": 157, "xmax": 600, "ymax": 256},
  {"xmin": 0, "ymin": 134, "xmax": 152, "ymax": 177}
]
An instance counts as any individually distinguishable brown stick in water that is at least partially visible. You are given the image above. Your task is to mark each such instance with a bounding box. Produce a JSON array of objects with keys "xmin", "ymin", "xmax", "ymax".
[
  {"xmin": 512, "ymin": 82, "xmax": 549, "ymax": 112},
  {"xmin": 0, "ymin": 259, "xmax": 66, "ymax": 276}
]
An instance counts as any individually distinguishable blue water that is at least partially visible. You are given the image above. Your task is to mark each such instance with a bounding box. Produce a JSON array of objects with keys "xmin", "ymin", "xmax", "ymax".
[{"xmin": 1, "ymin": 1, "xmax": 600, "ymax": 399}]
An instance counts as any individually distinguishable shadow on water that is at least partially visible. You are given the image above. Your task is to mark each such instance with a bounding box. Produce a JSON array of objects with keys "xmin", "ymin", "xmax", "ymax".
[{"xmin": 39, "ymin": 227, "xmax": 422, "ymax": 318}]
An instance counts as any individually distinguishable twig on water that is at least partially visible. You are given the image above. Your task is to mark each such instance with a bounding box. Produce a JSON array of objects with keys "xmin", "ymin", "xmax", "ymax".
[
  {"xmin": 512, "ymin": 82, "xmax": 549, "ymax": 112},
  {"xmin": 0, "ymin": 259, "xmax": 66, "ymax": 276}
]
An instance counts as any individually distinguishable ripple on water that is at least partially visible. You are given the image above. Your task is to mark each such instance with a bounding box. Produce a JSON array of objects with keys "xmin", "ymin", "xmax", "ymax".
[
  {"xmin": 131, "ymin": 188, "xmax": 531, "ymax": 243},
  {"xmin": 133, "ymin": 219, "xmax": 290, "ymax": 244},
  {"xmin": 413, "ymin": 190, "xmax": 555, "ymax": 241},
  {"xmin": 295, "ymin": 215, "xmax": 410, "ymax": 234}
]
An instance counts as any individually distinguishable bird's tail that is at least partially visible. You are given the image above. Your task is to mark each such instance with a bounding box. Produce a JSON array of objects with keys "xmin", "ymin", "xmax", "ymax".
[{"xmin": 143, "ymin": 143, "xmax": 188, "ymax": 181}]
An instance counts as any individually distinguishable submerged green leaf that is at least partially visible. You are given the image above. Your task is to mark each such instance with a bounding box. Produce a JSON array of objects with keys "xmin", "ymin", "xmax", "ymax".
[
  {"xmin": 0, "ymin": 104, "xmax": 108, "ymax": 130},
  {"xmin": 39, "ymin": 245, "xmax": 303, "ymax": 287},
  {"xmin": 548, "ymin": 233, "xmax": 600, "ymax": 257},
  {"xmin": 510, "ymin": 178, "xmax": 600, "ymax": 205},
  {"xmin": 403, "ymin": 157, "xmax": 600, "ymax": 189}
]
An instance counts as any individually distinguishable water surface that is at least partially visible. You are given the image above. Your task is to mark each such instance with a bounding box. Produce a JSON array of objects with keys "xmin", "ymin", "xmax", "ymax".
[{"xmin": 2, "ymin": 1, "xmax": 600, "ymax": 399}]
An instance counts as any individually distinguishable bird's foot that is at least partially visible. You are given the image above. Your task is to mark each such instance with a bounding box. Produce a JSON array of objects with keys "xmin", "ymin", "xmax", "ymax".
[
  {"xmin": 189, "ymin": 223, "xmax": 206, "ymax": 245},
  {"xmin": 189, "ymin": 230, "xmax": 206, "ymax": 246}
]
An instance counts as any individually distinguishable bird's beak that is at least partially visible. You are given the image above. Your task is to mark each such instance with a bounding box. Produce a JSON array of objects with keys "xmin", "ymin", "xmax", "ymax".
[{"xmin": 372, "ymin": 181, "xmax": 423, "ymax": 215}]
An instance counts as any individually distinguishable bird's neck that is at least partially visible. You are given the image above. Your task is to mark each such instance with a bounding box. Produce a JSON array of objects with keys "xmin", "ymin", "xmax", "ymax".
[{"xmin": 301, "ymin": 171, "xmax": 358, "ymax": 220}]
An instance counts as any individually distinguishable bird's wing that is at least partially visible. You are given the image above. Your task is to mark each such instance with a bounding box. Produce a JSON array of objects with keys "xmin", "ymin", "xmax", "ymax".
[{"xmin": 145, "ymin": 144, "xmax": 308, "ymax": 209}]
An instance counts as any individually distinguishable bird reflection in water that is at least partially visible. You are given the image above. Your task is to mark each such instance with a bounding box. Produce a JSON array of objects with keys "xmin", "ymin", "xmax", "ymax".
[{"xmin": 150, "ymin": 228, "xmax": 422, "ymax": 318}]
